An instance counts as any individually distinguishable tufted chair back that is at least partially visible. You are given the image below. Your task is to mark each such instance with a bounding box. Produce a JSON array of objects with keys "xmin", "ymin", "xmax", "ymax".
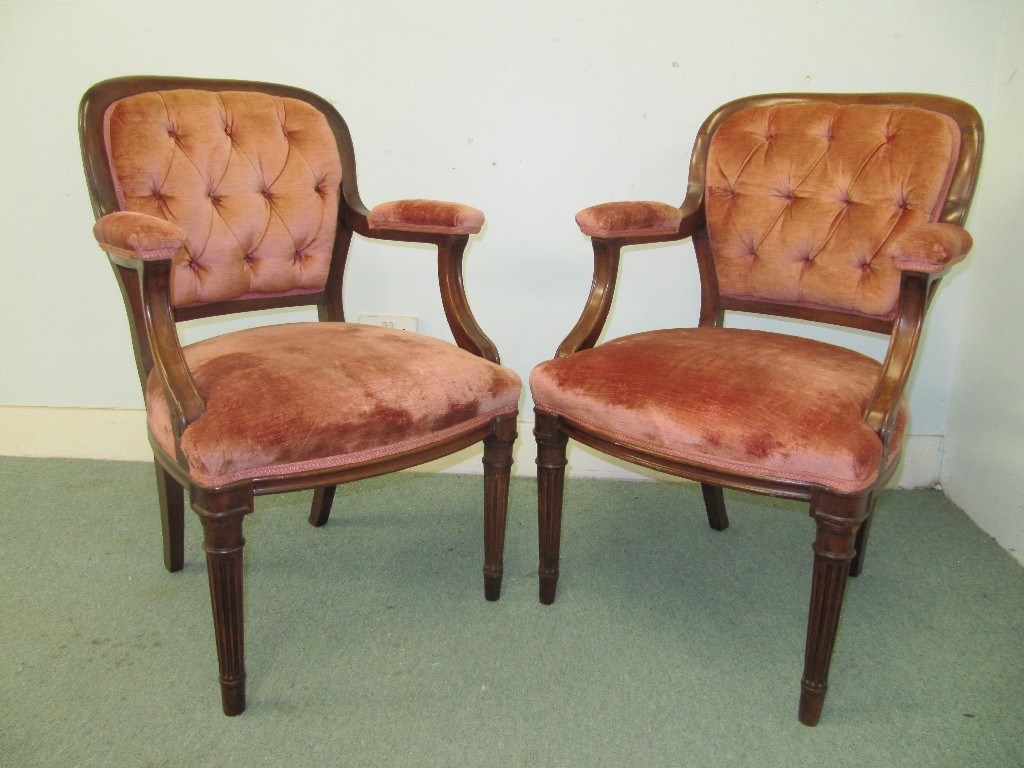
[
  {"xmin": 700, "ymin": 99, "xmax": 970, "ymax": 323},
  {"xmin": 102, "ymin": 89, "xmax": 343, "ymax": 309}
]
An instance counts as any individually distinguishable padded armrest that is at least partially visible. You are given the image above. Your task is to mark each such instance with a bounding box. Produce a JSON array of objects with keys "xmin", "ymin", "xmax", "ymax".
[
  {"xmin": 575, "ymin": 201, "xmax": 684, "ymax": 238},
  {"xmin": 93, "ymin": 212, "xmax": 186, "ymax": 261},
  {"xmin": 366, "ymin": 199, "xmax": 484, "ymax": 235},
  {"xmin": 889, "ymin": 222, "xmax": 973, "ymax": 274}
]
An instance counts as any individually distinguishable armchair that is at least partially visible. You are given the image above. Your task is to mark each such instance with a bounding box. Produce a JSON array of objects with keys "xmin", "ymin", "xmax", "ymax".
[
  {"xmin": 530, "ymin": 93, "xmax": 982, "ymax": 725},
  {"xmin": 79, "ymin": 76, "xmax": 520, "ymax": 715}
]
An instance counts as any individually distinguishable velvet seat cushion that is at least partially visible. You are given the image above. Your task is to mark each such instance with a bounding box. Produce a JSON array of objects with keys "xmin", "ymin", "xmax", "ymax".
[
  {"xmin": 531, "ymin": 328, "xmax": 905, "ymax": 494},
  {"xmin": 147, "ymin": 323, "xmax": 521, "ymax": 487}
]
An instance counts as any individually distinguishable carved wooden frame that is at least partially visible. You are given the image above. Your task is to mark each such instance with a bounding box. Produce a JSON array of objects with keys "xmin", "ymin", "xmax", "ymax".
[
  {"xmin": 535, "ymin": 92, "xmax": 982, "ymax": 726},
  {"xmin": 80, "ymin": 76, "xmax": 517, "ymax": 715}
]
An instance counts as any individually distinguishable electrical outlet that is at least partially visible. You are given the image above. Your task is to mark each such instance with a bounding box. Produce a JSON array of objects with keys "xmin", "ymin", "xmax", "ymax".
[{"xmin": 357, "ymin": 314, "xmax": 418, "ymax": 333}]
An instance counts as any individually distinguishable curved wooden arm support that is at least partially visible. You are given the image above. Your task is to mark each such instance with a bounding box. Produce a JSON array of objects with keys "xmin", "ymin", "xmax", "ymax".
[
  {"xmin": 341, "ymin": 198, "xmax": 497, "ymax": 362},
  {"xmin": 437, "ymin": 235, "xmax": 500, "ymax": 363},
  {"xmin": 135, "ymin": 258, "xmax": 205, "ymax": 445},
  {"xmin": 555, "ymin": 238, "xmax": 622, "ymax": 358},
  {"xmin": 556, "ymin": 190, "xmax": 707, "ymax": 359},
  {"xmin": 862, "ymin": 272, "xmax": 930, "ymax": 453}
]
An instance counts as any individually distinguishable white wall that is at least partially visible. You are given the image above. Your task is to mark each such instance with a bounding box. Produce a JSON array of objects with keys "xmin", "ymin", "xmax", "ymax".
[
  {"xmin": 0, "ymin": 1, "xmax": 1015, "ymax": 512},
  {"xmin": 942, "ymin": 0, "xmax": 1024, "ymax": 562}
]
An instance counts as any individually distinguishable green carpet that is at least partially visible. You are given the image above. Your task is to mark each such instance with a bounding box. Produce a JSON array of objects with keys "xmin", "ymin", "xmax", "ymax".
[{"xmin": 1, "ymin": 456, "xmax": 1021, "ymax": 767}]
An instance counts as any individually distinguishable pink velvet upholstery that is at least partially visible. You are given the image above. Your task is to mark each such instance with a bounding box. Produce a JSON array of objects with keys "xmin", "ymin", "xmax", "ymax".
[
  {"xmin": 575, "ymin": 201, "xmax": 683, "ymax": 238},
  {"xmin": 705, "ymin": 103, "xmax": 960, "ymax": 318},
  {"xmin": 148, "ymin": 322, "xmax": 520, "ymax": 487},
  {"xmin": 368, "ymin": 199, "xmax": 485, "ymax": 234},
  {"xmin": 890, "ymin": 222, "xmax": 972, "ymax": 273},
  {"xmin": 104, "ymin": 89, "xmax": 342, "ymax": 307},
  {"xmin": 84, "ymin": 77, "xmax": 522, "ymax": 718},
  {"xmin": 531, "ymin": 95, "xmax": 982, "ymax": 727},
  {"xmin": 532, "ymin": 328, "xmax": 906, "ymax": 494},
  {"xmin": 93, "ymin": 211, "xmax": 187, "ymax": 260}
]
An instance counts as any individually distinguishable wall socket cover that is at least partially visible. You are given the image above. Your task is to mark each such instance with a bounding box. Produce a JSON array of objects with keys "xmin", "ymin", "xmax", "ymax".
[{"xmin": 356, "ymin": 314, "xmax": 419, "ymax": 333}]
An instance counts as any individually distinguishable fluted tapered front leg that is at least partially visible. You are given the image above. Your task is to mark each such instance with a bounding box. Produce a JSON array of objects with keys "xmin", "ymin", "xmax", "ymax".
[
  {"xmin": 482, "ymin": 415, "xmax": 517, "ymax": 601},
  {"xmin": 799, "ymin": 493, "xmax": 867, "ymax": 726},
  {"xmin": 192, "ymin": 485, "xmax": 253, "ymax": 716},
  {"xmin": 535, "ymin": 411, "xmax": 568, "ymax": 605}
]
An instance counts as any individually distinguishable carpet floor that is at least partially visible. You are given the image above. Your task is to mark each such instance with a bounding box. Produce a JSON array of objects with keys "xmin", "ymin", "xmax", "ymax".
[{"xmin": 1, "ymin": 456, "xmax": 1021, "ymax": 767}]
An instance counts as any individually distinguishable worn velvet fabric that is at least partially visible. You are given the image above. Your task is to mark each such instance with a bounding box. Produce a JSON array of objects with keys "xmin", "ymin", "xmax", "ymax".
[
  {"xmin": 890, "ymin": 222, "xmax": 972, "ymax": 273},
  {"xmin": 367, "ymin": 199, "xmax": 485, "ymax": 235},
  {"xmin": 575, "ymin": 201, "xmax": 684, "ymax": 238},
  {"xmin": 531, "ymin": 328, "xmax": 905, "ymax": 493},
  {"xmin": 93, "ymin": 211, "xmax": 187, "ymax": 261},
  {"xmin": 148, "ymin": 323, "xmax": 521, "ymax": 487},
  {"xmin": 104, "ymin": 89, "xmax": 343, "ymax": 308},
  {"xmin": 705, "ymin": 103, "xmax": 960, "ymax": 318}
]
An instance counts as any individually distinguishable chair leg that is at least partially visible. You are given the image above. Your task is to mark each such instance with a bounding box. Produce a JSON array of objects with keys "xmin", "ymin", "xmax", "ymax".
[
  {"xmin": 482, "ymin": 415, "xmax": 517, "ymax": 601},
  {"xmin": 798, "ymin": 493, "xmax": 867, "ymax": 726},
  {"xmin": 308, "ymin": 485, "xmax": 337, "ymax": 527},
  {"xmin": 535, "ymin": 411, "xmax": 569, "ymax": 605},
  {"xmin": 700, "ymin": 483, "xmax": 729, "ymax": 531},
  {"xmin": 849, "ymin": 492, "xmax": 877, "ymax": 578},
  {"xmin": 191, "ymin": 485, "xmax": 253, "ymax": 716},
  {"xmin": 155, "ymin": 461, "xmax": 185, "ymax": 572}
]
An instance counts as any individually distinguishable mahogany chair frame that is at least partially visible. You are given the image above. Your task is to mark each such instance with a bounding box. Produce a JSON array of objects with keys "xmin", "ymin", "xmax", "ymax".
[
  {"xmin": 80, "ymin": 76, "xmax": 517, "ymax": 715},
  {"xmin": 535, "ymin": 93, "xmax": 982, "ymax": 725}
]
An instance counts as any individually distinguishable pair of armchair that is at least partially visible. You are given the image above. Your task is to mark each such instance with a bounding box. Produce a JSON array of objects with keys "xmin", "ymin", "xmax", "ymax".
[{"xmin": 79, "ymin": 77, "xmax": 982, "ymax": 725}]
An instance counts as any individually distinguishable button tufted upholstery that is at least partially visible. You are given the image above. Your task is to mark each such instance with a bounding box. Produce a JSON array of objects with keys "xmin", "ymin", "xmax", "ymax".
[
  {"xmin": 532, "ymin": 93, "xmax": 982, "ymax": 727},
  {"xmin": 104, "ymin": 89, "xmax": 342, "ymax": 307},
  {"xmin": 705, "ymin": 103, "xmax": 960, "ymax": 318},
  {"xmin": 81, "ymin": 77, "xmax": 521, "ymax": 717}
]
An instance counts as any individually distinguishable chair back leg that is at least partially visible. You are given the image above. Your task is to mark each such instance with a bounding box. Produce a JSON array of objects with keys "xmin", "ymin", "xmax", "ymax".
[
  {"xmin": 308, "ymin": 485, "xmax": 337, "ymax": 527},
  {"xmin": 155, "ymin": 461, "xmax": 185, "ymax": 572},
  {"xmin": 849, "ymin": 492, "xmax": 878, "ymax": 577},
  {"xmin": 535, "ymin": 411, "xmax": 569, "ymax": 605},
  {"xmin": 700, "ymin": 483, "xmax": 730, "ymax": 531}
]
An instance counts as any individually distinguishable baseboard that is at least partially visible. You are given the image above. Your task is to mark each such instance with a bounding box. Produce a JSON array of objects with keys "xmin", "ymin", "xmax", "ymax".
[{"xmin": 0, "ymin": 406, "xmax": 944, "ymax": 490}]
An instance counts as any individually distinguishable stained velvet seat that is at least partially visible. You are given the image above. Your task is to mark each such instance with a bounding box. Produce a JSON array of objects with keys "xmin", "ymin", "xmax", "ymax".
[
  {"xmin": 79, "ymin": 76, "xmax": 520, "ymax": 715},
  {"xmin": 531, "ymin": 94, "xmax": 982, "ymax": 725}
]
